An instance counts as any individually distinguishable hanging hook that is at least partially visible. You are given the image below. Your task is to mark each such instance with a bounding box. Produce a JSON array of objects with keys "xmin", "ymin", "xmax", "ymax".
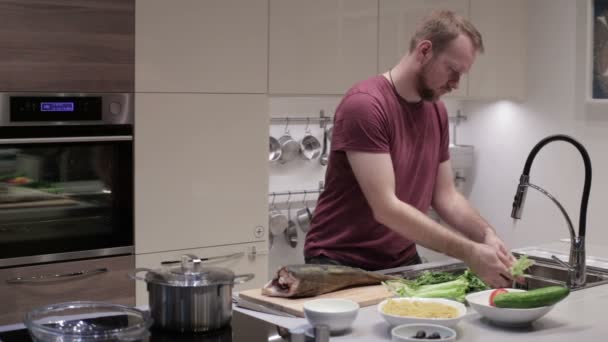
[
  {"xmin": 270, "ymin": 193, "xmax": 276, "ymax": 208},
  {"xmin": 301, "ymin": 190, "xmax": 308, "ymax": 206},
  {"xmin": 286, "ymin": 191, "xmax": 292, "ymax": 210},
  {"xmin": 305, "ymin": 118, "xmax": 311, "ymax": 134},
  {"xmin": 284, "ymin": 117, "xmax": 290, "ymax": 135}
]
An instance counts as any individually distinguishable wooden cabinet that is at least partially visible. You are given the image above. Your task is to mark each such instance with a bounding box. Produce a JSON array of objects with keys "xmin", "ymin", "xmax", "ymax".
[
  {"xmin": 135, "ymin": 0, "xmax": 268, "ymax": 93},
  {"xmin": 0, "ymin": 256, "xmax": 134, "ymax": 325},
  {"xmin": 468, "ymin": 0, "xmax": 527, "ymax": 101},
  {"xmin": 135, "ymin": 93, "xmax": 268, "ymax": 254},
  {"xmin": 378, "ymin": 0, "xmax": 527, "ymax": 100},
  {"xmin": 135, "ymin": 242, "xmax": 268, "ymax": 306},
  {"xmin": 268, "ymin": 0, "xmax": 378, "ymax": 95},
  {"xmin": 0, "ymin": 0, "xmax": 134, "ymax": 92},
  {"xmin": 378, "ymin": 0, "xmax": 469, "ymax": 98}
]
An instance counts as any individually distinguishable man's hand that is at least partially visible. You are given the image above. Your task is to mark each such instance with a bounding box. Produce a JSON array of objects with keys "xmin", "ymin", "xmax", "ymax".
[
  {"xmin": 464, "ymin": 243, "xmax": 514, "ymax": 289},
  {"xmin": 483, "ymin": 230, "xmax": 516, "ymax": 267}
]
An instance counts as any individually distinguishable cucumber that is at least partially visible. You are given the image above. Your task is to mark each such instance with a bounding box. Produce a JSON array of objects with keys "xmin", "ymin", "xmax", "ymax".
[{"xmin": 493, "ymin": 286, "xmax": 570, "ymax": 309}]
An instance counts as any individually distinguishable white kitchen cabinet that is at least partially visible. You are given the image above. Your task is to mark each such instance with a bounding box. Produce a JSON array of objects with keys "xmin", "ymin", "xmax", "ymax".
[
  {"xmin": 379, "ymin": 0, "xmax": 469, "ymax": 98},
  {"xmin": 268, "ymin": 0, "xmax": 378, "ymax": 95},
  {"xmin": 134, "ymin": 243, "xmax": 268, "ymax": 306},
  {"xmin": 379, "ymin": 0, "xmax": 527, "ymax": 101},
  {"xmin": 468, "ymin": 0, "xmax": 527, "ymax": 101},
  {"xmin": 135, "ymin": 93, "xmax": 268, "ymax": 254},
  {"xmin": 135, "ymin": 0, "xmax": 268, "ymax": 93}
]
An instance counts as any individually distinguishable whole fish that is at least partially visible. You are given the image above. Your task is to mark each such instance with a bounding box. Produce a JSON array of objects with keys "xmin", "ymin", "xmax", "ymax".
[{"xmin": 262, "ymin": 264, "xmax": 398, "ymax": 298}]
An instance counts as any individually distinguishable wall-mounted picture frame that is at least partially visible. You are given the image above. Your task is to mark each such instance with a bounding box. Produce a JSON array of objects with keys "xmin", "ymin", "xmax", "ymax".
[{"xmin": 589, "ymin": 0, "xmax": 608, "ymax": 102}]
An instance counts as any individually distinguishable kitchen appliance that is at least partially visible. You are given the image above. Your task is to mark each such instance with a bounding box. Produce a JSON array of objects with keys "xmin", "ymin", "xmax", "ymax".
[
  {"xmin": 0, "ymin": 92, "xmax": 134, "ymax": 268},
  {"xmin": 130, "ymin": 254, "xmax": 254, "ymax": 332}
]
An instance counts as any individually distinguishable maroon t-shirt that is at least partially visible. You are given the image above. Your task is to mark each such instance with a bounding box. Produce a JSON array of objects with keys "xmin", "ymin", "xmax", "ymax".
[{"xmin": 304, "ymin": 75, "xmax": 450, "ymax": 271}]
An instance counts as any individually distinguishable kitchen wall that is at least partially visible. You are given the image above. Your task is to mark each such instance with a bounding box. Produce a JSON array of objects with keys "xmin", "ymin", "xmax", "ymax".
[{"xmin": 458, "ymin": 0, "xmax": 608, "ymax": 250}]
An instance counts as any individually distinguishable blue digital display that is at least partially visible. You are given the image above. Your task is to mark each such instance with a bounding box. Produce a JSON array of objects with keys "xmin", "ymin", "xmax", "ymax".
[{"xmin": 40, "ymin": 102, "xmax": 75, "ymax": 112}]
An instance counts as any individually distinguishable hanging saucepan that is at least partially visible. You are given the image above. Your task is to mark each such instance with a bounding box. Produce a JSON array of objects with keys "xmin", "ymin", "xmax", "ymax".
[
  {"xmin": 269, "ymin": 136, "xmax": 282, "ymax": 162},
  {"xmin": 129, "ymin": 254, "xmax": 254, "ymax": 333},
  {"xmin": 300, "ymin": 119, "xmax": 322, "ymax": 161}
]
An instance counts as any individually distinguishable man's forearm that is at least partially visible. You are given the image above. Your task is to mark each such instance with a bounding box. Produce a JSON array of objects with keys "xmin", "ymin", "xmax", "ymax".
[
  {"xmin": 374, "ymin": 198, "xmax": 477, "ymax": 262},
  {"xmin": 433, "ymin": 189, "xmax": 493, "ymax": 243}
]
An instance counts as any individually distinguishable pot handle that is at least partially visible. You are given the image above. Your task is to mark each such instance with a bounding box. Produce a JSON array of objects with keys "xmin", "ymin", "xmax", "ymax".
[
  {"xmin": 234, "ymin": 273, "xmax": 255, "ymax": 284},
  {"xmin": 128, "ymin": 267, "xmax": 152, "ymax": 282}
]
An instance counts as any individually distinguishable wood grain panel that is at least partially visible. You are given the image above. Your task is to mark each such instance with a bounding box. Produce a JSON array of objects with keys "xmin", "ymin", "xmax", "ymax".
[
  {"xmin": 0, "ymin": 255, "xmax": 135, "ymax": 325},
  {"xmin": 0, "ymin": 0, "xmax": 134, "ymax": 92}
]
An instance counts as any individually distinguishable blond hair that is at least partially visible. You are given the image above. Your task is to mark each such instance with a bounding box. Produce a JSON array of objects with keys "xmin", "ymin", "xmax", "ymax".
[{"xmin": 409, "ymin": 10, "xmax": 484, "ymax": 54}]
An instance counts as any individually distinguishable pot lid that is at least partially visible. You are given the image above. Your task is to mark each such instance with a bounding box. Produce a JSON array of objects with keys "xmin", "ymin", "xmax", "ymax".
[{"xmin": 145, "ymin": 254, "xmax": 235, "ymax": 287}]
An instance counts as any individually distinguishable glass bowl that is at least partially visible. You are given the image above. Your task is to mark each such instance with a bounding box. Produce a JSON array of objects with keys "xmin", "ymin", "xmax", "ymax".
[{"xmin": 24, "ymin": 301, "xmax": 152, "ymax": 342}]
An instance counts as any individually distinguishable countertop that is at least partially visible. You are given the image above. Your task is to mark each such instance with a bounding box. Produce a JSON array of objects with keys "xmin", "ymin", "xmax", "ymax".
[
  {"xmin": 236, "ymin": 242, "xmax": 608, "ymax": 341},
  {"xmin": 236, "ymin": 283, "xmax": 608, "ymax": 341}
]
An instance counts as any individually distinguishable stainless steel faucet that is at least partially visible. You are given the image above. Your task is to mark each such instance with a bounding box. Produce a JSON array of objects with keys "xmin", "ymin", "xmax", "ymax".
[{"xmin": 511, "ymin": 134, "xmax": 592, "ymax": 289}]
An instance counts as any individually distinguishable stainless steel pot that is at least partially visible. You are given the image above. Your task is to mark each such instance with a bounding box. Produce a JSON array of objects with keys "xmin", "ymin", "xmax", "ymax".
[
  {"xmin": 269, "ymin": 136, "xmax": 282, "ymax": 162},
  {"xmin": 130, "ymin": 254, "xmax": 254, "ymax": 333}
]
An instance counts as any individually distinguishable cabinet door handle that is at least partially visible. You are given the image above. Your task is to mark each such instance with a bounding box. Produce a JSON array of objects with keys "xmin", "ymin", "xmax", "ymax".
[
  {"xmin": 5, "ymin": 268, "xmax": 108, "ymax": 284},
  {"xmin": 160, "ymin": 252, "xmax": 244, "ymax": 265}
]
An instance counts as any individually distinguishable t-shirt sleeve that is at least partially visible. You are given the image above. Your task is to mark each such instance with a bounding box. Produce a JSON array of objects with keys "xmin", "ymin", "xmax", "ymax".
[
  {"xmin": 331, "ymin": 92, "xmax": 390, "ymax": 153},
  {"xmin": 436, "ymin": 101, "xmax": 450, "ymax": 163}
]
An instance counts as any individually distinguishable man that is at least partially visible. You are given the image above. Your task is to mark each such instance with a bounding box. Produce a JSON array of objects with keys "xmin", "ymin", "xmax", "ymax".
[{"xmin": 304, "ymin": 10, "xmax": 515, "ymax": 288}]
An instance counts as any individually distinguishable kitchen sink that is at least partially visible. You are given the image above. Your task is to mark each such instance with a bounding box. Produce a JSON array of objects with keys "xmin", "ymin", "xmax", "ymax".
[{"xmin": 388, "ymin": 259, "xmax": 608, "ymax": 291}]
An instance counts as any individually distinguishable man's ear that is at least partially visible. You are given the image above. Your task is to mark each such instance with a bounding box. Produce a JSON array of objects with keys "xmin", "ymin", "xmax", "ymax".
[{"xmin": 416, "ymin": 40, "xmax": 433, "ymax": 64}]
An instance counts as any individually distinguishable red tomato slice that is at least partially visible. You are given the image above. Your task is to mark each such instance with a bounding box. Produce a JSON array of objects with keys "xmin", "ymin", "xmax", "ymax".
[{"xmin": 489, "ymin": 288, "xmax": 508, "ymax": 306}]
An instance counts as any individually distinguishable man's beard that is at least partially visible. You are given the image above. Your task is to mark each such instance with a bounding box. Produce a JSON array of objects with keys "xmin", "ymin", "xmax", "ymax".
[{"xmin": 417, "ymin": 63, "xmax": 440, "ymax": 102}]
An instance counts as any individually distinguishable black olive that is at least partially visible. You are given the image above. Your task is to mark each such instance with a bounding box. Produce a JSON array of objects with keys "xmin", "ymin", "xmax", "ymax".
[
  {"xmin": 412, "ymin": 330, "xmax": 426, "ymax": 338},
  {"xmin": 427, "ymin": 332, "xmax": 441, "ymax": 339}
]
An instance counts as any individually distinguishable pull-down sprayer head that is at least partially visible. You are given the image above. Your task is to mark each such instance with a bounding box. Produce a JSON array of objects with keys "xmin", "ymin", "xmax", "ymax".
[{"xmin": 511, "ymin": 175, "xmax": 529, "ymax": 219}]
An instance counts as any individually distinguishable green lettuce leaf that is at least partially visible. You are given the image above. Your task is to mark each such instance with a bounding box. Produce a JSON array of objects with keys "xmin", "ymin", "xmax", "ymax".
[
  {"xmin": 383, "ymin": 278, "xmax": 469, "ymax": 302},
  {"xmin": 383, "ymin": 269, "xmax": 489, "ymax": 302},
  {"xmin": 461, "ymin": 269, "xmax": 490, "ymax": 293},
  {"xmin": 410, "ymin": 270, "xmax": 459, "ymax": 286},
  {"xmin": 510, "ymin": 255, "xmax": 534, "ymax": 277}
]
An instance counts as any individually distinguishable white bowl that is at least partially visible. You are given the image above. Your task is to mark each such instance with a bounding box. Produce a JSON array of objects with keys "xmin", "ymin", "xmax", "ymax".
[
  {"xmin": 303, "ymin": 298, "xmax": 359, "ymax": 333},
  {"xmin": 391, "ymin": 323, "xmax": 457, "ymax": 342},
  {"xmin": 378, "ymin": 297, "xmax": 466, "ymax": 328},
  {"xmin": 465, "ymin": 288, "xmax": 556, "ymax": 327}
]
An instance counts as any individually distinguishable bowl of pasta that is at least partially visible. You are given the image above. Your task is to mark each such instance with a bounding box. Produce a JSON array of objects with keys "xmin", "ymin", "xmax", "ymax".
[{"xmin": 378, "ymin": 297, "xmax": 466, "ymax": 328}]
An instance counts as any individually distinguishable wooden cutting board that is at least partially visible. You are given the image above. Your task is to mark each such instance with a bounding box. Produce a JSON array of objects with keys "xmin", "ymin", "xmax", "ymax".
[{"xmin": 238, "ymin": 285, "xmax": 392, "ymax": 317}]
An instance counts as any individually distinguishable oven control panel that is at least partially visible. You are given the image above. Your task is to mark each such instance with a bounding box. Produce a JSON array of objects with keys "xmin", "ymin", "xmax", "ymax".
[
  {"xmin": 0, "ymin": 93, "xmax": 133, "ymax": 125},
  {"xmin": 11, "ymin": 96, "xmax": 102, "ymax": 122}
]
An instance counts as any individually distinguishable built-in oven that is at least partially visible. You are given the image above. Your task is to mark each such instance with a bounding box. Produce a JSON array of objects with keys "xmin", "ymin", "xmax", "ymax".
[{"xmin": 0, "ymin": 93, "xmax": 133, "ymax": 268}]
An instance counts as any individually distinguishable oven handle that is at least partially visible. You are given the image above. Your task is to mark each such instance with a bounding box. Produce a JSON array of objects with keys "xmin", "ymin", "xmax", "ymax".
[
  {"xmin": 5, "ymin": 268, "xmax": 109, "ymax": 284},
  {"xmin": 0, "ymin": 136, "xmax": 132, "ymax": 144}
]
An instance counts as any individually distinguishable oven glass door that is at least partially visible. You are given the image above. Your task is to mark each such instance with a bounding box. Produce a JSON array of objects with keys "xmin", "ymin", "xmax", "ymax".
[{"xmin": 0, "ymin": 125, "xmax": 133, "ymax": 265}]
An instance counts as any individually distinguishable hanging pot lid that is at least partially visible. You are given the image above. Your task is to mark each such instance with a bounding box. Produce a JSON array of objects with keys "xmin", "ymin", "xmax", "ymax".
[{"xmin": 144, "ymin": 254, "xmax": 236, "ymax": 287}]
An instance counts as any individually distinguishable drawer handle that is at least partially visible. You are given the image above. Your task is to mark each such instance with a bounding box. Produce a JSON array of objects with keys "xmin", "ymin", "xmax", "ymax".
[
  {"xmin": 6, "ymin": 268, "xmax": 108, "ymax": 284},
  {"xmin": 160, "ymin": 252, "xmax": 244, "ymax": 265}
]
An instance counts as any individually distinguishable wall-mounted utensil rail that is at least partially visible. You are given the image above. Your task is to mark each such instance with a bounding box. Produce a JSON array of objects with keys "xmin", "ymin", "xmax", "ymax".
[
  {"xmin": 269, "ymin": 189, "xmax": 323, "ymax": 197},
  {"xmin": 270, "ymin": 110, "xmax": 333, "ymax": 128}
]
